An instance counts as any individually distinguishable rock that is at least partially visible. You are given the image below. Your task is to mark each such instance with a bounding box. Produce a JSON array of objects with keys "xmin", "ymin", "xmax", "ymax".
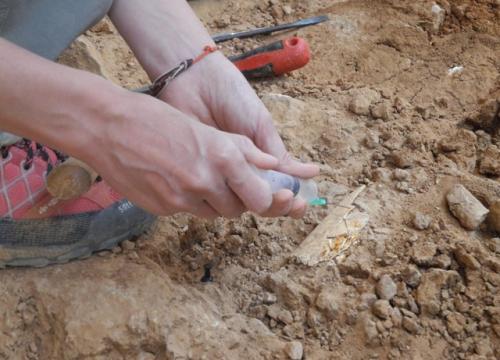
[
  {"xmin": 402, "ymin": 265, "xmax": 422, "ymax": 288},
  {"xmin": 372, "ymin": 300, "xmax": 391, "ymax": 320},
  {"xmin": 359, "ymin": 293, "xmax": 378, "ymax": 310},
  {"xmin": 224, "ymin": 234, "xmax": 244, "ymax": 255},
  {"xmin": 468, "ymin": 99, "xmax": 499, "ymax": 130},
  {"xmin": 121, "ymin": 240, "xmax": 136, "ymax": 251},
  {"xmin": 262, "ymin": 292, "xmax": 277, "ymax": 305},
  {"xmin": 284, "ymin": 341, "xmax": 303, "ymax": 360},
  {"xmin": 282, "ymin": 5, "xmax": 293, "ymax": 15},
  {"xmin": 415, "ymin": 104, "xmax": 435, "ymax": 120},
  {"xmin": 476, "ymin": 130, "xmax": 492, "ymax": 151},
  {"xmin": 407, "ymin": 296, "xmax": 419, "ymax": 314},
  {"xmin": 364, "ymin": 132, "xmax": 380, "ymax": 149},
  {"xmin": 58, "ymin": 36, "xmax": 109, "ymax": 77},
  {"xmin": 393, "ymin": 169, "xmax": 410, "ymax": 181},
  {"xmin": 411, "ymin": 242, "xmax": 436, "ymax": 267},
  {"xmin": 362, "ymin": 316, "xmax": 379, "ymax": 344},
  {"xmin": 446, "ymin": 312, "xmax": 466, "ymax": 336},
  {"xmin": 446, "ymin": 184, "xmax": 489, "ymax": 230},
  {"xmin": 490, "ymin": 237, "xmax": 500, "ymax": 253},
  {"xmin": 453, "ymin": 247, "xmax": 480, "ymax": 270},
  {"xmin": 416, "ymin": 269, "xmax": 461, "ymax": 316},
  {"xmin": 90, "ymin": 18, "xmax": 113, "ymax": 33},
  {"xmin": 267, "ymin": 304, "xmax": 292, "ymax": 324},
  {"xmin": 372, "ymin": 168, "xmax": 392, "ymax": 183},
  {"xmin": 390, "ymin": 307, "xmax": 403, "ymax": 327},
  {"xmin": 376, "ymin": 275, "xmax": 397, "ymax": 300},
  {"xmin": 261, "ymin": 93, "xmax": 306, "ymax": 126},
  {"xmin": 474, "ymin": 338, "xmax": 493, "ymax": 356},
  {"xmin": 402, "ymin": 316, "xmax": 422, "ymax": 334},
  {"xmin": 349, "ymin": 88, "xmax": 381, "ymax": 116},
  {"xmin": 438, "ymin": 129, "xmax": 477, "ymax": 172},
  {"xmin": 278, "ymin": 309, "xmax": 294, "ymax": 325},
  {"xmin": 270, "ymin": 4, "xmax": 284, "ymax": 19},
  {"xmin": 432, "ymin": 254, "xmax": 451, "ymax": 269},
  {"xmin": 392, "ymin": 150, "xmax": 413, "ymax": 168},
  {"xmin": 337, "ymin": 257, "xmax": 371, "ymax": 279},
  {"xmin": 264, "ymin": 270, "xmax": 311, "ymax": 310},
  {"xmin": 264, "ymin": 241, "xmax": 281, "ymax": 256},
  {"xmin": 0, "ymin": 258, "xmax": 288, "ymax": 359},
  {"xmin": 479, "ymin": 145, "xmax": 500, "ymax": 176},
  {"xmin": 489, "ymin": 201, "xmax": 500, "ymax": 233},
  {"xmin": 214, "ymin": 14, "xmax": 231, "ymax": 28},
  {"xmin": 370, "ymin": 102, "xmax": 390, "ymax": 120},
  {"xmin": 412, "ymin": 212, "xmax": 432, "ymax": 230},
  {"xmin": 431, "ymin": 3, "xmax": 445, "ymax": 32},
  {"xmin": 315, "ymin": 288, "xmax": 341, "ymax": 319},
  {"xmin": 282, "ymin": 323, "xmax": 304, "ymax": 339},
  {"xmin": 306, "ymin": 307, "xmax": 323, "ymax": 328}
]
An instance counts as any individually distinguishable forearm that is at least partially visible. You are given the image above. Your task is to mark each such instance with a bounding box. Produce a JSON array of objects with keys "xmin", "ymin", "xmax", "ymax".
[
  {"xmin": 109, "ymin": 0, "xmax": 215, "ymax": 80},
  {"xmin": 0, "ymin": 38, "xmax": 125, "ymax": 157}
]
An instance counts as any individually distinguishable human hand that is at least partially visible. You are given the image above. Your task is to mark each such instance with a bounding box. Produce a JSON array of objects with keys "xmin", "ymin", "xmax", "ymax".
[
  {"xmin": 78, "ymin": 92, "xmax": 279, "ymax": 219},
  {"xmin": 159, "ymin": 51, "xmax": 320, "ymax": 218}
]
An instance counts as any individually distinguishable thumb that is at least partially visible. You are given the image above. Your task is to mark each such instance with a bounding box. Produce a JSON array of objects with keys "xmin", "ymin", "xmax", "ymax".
[{"xmin": 255, "ymin": 118, "xmax": 320, "ymax": 178}]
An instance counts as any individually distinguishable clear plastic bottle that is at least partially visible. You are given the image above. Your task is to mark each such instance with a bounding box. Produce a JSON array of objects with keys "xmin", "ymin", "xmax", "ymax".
[{"xmin": 255, "ymin": 169, "xmax": 319, "ymax": 204}]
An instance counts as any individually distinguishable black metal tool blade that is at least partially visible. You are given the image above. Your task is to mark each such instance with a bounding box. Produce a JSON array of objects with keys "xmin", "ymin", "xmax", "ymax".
[{"xmin": 212, "ymin": 15, "xmax": 330, "ymax": 43}]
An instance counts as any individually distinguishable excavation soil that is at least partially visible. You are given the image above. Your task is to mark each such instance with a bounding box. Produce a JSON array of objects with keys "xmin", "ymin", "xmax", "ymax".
[{"xmin": 1, "ymin": 0, "xmax": 499, "ymax": 359}]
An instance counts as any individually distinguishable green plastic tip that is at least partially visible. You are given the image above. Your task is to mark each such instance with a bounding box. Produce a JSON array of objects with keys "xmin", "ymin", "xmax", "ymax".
[{"xmin": 309, "ymin": 197, "xmax": 328, "ymax": 206}]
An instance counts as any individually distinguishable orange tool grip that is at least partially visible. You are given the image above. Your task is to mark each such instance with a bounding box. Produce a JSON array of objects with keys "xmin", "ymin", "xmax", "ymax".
[{"xmin": 229, "ymin": 37, "xmax": 311, "ymax": 78}]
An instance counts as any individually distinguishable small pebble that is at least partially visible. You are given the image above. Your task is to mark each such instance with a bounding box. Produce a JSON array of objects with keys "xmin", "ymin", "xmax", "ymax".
[
  {"xmin": 372, "ymin": 299, "xmax": 391, "ymax": 320},
  {"xmin": 412, "ymin": 212, "xmax": 431, "ymax": 230},
  {"xmin": 284, "ymin": 341, "xmax": 303, "ymax": 360},
  {"xmin": 121, "ymin": 240, "xmax": 136, "ymax": 251},
  {"xmin": 376, "ymin": 275, "xmax": 397, "ymax": 300}
]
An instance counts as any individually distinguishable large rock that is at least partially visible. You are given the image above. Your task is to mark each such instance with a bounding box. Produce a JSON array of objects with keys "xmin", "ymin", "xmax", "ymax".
[
  {"xmin": 0, "ymin": 258, "xmax": 286, "ymax": 359},
  {"xmin": 261, "ymin": 93, "xmax": 306, "ymax": 126},
  {"xmin": 58, "ymin": 36, "xmax": 109, "ymax": 78},
  {"xmin": 446, "ymin": 184, "xmax": 489, "ymax": 230},
  {"xmin": 416, "ymin": 269, "xmax": 461, "ymax": 316}
]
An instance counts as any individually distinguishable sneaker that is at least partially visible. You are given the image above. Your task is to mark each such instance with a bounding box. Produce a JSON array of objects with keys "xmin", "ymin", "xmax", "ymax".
[{"xmin": 0, "ymin": 139, "xmax": 156, "ymax": 267}]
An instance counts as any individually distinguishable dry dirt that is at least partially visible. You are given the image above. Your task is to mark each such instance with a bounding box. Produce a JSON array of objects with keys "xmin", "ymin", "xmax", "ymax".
[{"xmin": 1, "ymin": 0, "xmax": 500, "ymax": 359}]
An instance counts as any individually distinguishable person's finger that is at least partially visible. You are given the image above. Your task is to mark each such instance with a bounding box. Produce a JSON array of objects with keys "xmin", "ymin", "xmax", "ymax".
[
  {"xmin": 253, "ymin": 117, "xmax": 320, "ymax": 178},
  {"xmin": 260, "ymin": 189, "xmax": 294, "ymax": 217},
  {"xmin": 204, "ymin": 182, "xmax": 246, "ymax": 218},
  {"xmin": 287, "ymin": 198, "xmax": 308, "ymax": 219},
  {"xmin": 181, "ymin": 198, "xmax": 220, "ymax": 219},
  {"xmin": 223, "ymin": 153, "xmax": 273, "ymax": 214},
  {"xmin": 232, "ymin": 134, "xmax": 278, "ymax": 170}
]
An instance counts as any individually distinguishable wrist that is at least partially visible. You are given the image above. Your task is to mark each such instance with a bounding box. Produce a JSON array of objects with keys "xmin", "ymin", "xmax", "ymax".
[{"xmin": 59, "ymin": 76, "xmax": 132, "ymax": 162}]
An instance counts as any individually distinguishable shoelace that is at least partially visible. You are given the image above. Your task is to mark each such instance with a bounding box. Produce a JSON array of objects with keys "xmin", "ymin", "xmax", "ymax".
[{"xmin": 0, "ymin": 139, "xmax": 66, "ymax": 173}]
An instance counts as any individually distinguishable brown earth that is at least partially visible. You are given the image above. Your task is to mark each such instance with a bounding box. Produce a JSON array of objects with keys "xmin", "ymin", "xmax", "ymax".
[{"xmin": 1, "ymin": 0, "xmax": 499, "ymax": 359}]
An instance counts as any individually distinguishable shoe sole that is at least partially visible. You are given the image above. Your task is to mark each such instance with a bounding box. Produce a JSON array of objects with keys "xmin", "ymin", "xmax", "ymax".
[
  {"xmin": 0, "ymin": 220, "xmax": 153, "ymax": 268},
  {"xmin": 0, "ymin": 222, "xmax": 151, "ymax": 268},
  {"xmin": 0, "ymin": 200, "xmax": 156, "ymax": 268}
]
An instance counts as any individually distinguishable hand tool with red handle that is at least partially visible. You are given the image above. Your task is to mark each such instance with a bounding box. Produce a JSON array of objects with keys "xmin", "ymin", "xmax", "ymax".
[{"xmin": 230, "ymin": 37, "xmax": 310, "ymax": 79}]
